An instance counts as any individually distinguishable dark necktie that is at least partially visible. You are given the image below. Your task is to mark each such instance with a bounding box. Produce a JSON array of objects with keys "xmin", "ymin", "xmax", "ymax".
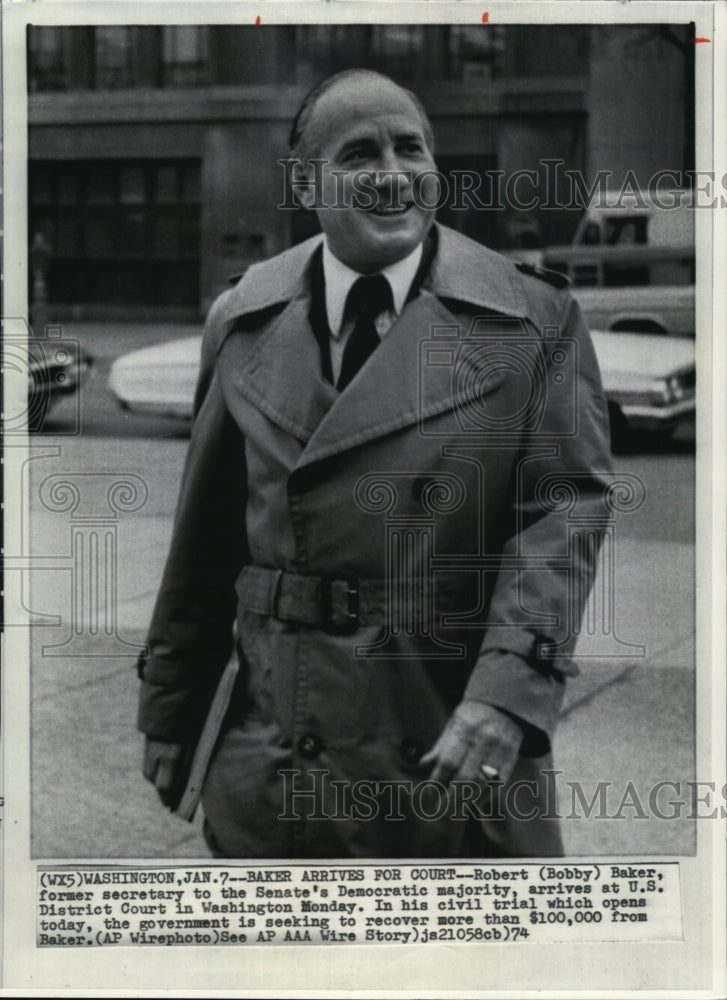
[{"xmin": 336, "ymin": 274, "xmax": 393, "ymax": 391}]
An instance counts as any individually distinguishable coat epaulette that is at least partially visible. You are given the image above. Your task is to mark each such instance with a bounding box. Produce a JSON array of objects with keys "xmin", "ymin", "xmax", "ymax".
[{"xmin": 515, "ymin": 260, "xmax": 571, "ymax": 290}]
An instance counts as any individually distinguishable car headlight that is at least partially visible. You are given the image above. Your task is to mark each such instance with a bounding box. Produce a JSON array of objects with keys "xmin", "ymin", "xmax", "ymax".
[
  {"xmin": 650, "ymin": 378, "xmax": 675, "ymax": 406},
  {"xmin": 649, "ymin": 373, "xmax": 694, "ymax": 406},
  {"xmin": 666, "ymin": 374, "xmax": 690, "ymax": 401}
]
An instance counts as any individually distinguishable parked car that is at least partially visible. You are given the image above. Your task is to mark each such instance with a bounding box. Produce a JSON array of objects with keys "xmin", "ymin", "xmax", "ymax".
[
  {"xmin": 107, "ymin": 336, "xmax": 200, "ymax": 421},
  {"xmin": 513, "ymin": 190, "xmax": 696, "ymax": 337},
  {"xmin": 6, "ymin": 337, "xmax": 92, "ymax": 432},
  {"xmin": 542, "ymin": 245, "xmax": 694, "ymax": 337},
  {"xmin": 107, "ymin": 330, "xmax": 695, "ymax": 449},
  {"xmin": 590, "ymin": 329, "xmax": 694, "ymax": 447}
]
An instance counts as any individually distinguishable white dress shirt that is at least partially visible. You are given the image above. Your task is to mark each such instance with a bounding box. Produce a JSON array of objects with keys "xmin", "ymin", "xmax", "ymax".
[{"xmin": 322, "ymin": 239, "xmax": 424, "ymax": 384}]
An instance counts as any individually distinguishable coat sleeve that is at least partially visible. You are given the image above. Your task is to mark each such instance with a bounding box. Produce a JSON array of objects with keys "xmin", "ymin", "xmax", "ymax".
[
  {"xmin": 463, "ymin": 291, "xmax": 614, "ymax": 755},
  {"xmin": 137, "ymin": 295, "xmax": 250, "ymax": 742}
]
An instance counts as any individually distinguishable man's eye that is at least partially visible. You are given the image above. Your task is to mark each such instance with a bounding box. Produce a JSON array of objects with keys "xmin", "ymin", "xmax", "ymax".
[
  {"xmin": 343, "ymin": 144, "xmax": 374, "ymax": 162},
  {"xmin": 399, "ymin": 141, "xmax": 423, "ymax": 155}
]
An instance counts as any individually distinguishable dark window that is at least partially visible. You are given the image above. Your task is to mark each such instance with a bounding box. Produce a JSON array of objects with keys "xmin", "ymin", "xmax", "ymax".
[
  {"xmin": 162, "ymin": 26, "xmax": 210, "ymax": 86},
  {"xmin": 94, "ymin": 27, "xmax": 133, "ymax": 89},
  {"xmin": 119, "ymin": 165, "xmax": 146, "ymax": 204},
  {"xmin": 369, "ymin": 26, "xmax": 426, "ymax": 77},
  {"xmin": 581, "ymin": 221, "xmax": 601, "ymax": 245},
  {"xmin": 28, "ymin": 27, "xmax": 66, "ymax": 91},
  {"xmin": 445, "ymin": 25, "xmax": 504, "ymax": 81},
  {"xmin": 604, "ymin": 215, "xmax": 648, "ymax": 246},
  {"xmin": 29, "ymin": 159, "xmax": 201, "ymax": 307},
  {"xmin": 294, "ymin": 25, "xmax": 354, "ymax": 79}
]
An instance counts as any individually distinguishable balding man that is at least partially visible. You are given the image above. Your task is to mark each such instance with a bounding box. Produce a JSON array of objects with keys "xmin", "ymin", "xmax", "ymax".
[{"xmin": 138, "ymin": 69, "xmax": 613, "ymax": 858}]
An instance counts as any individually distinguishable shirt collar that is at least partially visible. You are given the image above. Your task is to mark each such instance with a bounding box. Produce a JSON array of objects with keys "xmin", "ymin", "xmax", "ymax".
[
  {"xmin": 322, "ymin": 238, "xmax": 424, "ymax": 338},
  {"xmin": 217, "ymin": 225, "xmax": 530, "ymax": 334}
]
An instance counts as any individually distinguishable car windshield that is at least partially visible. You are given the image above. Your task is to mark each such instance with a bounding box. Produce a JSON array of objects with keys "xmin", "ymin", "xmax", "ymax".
[{"xmin": 604, "ymin": 215, "xmax": 648, "ymax": 245}]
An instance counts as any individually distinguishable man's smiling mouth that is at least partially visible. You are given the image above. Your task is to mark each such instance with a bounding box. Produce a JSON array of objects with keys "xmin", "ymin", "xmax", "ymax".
[{"xmin": 370, "ymin": 203, "xmax": 412, "ymax": 216}]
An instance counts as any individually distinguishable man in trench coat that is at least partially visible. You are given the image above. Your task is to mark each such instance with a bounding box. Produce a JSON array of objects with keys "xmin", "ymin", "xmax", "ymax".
[{"xmin": 138, "ymin": 69, "xmax": 613, "ymax": 858}]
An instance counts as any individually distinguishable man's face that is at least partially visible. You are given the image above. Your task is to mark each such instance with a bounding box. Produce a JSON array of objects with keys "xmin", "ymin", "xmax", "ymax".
[{"xmin": 298, "ymin": 77, "xmax": 438, "ymax": 273}]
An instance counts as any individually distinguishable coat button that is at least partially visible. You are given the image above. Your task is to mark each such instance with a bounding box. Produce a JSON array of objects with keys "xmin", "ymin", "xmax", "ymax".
[
  {"xmin": 399, "ymin": 738, "xmax": 425, "ymax": 765},
  {"xmin": 298, "ymin": 734, "xmax": 322, "ymax": 759}
]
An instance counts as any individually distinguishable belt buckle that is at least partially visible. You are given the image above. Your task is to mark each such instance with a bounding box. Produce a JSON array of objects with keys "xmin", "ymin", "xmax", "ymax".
[
  {"xmin": 270, "ymin": 568, "xmax": 298, "ymax": 626},
  {"xmin": 321, "ymin": 572, "xmax": 360, "ymax": 634}
]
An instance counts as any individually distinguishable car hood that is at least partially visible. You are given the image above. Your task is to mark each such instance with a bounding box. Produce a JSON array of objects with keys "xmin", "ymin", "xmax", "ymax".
[
  {"xmin": 110, "ymin": 336, "xmax": 202, "ymax": 370},
  {"xmin": 590, "ymin": 330, "xmax": 694, "ymax": 382}
]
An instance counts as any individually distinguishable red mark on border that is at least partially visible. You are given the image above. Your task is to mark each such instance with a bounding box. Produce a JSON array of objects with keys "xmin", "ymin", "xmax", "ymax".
[
  {"xmin": 255, "ymin": 15, "xmax": 261, "ymax": 25},
  {"xmin": 694, "ymin": 37, "xmax": 710, "ymax": 43},
  {"xmin": 482, "ymin": 12, "xmax": 489, "ymax": 22}
]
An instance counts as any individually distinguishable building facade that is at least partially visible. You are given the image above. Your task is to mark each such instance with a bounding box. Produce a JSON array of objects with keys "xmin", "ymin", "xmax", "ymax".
[{"xmin": 27, "ymin": 23, "xmax": 690, "ymax": 319}]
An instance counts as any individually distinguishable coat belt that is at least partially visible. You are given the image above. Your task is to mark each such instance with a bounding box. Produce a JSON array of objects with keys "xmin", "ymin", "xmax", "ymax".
[{"xmin": 236, "ymin": 565, "xmax": 462, "ymax": 634}]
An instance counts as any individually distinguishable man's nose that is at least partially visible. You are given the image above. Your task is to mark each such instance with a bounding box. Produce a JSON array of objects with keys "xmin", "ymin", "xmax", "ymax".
[{"xmin": 372, "ymin": 149, "xmax": 411, "ymax": 197}]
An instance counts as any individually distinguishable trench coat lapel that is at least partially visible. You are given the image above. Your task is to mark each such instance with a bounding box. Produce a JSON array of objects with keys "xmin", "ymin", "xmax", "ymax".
[
  {"xmin": 218, "ymin": 236, "xmax": 338, "ymax": 443},
  {"xmin": 223, "ymin": 295, "xmax": 337, "ymax": 442},
  {"xmin": 297, "ymin": 290, "xmax": 466, "ymax": 465},
  {"xmin": 298, "ymin": 225, "xmax": 531, "ymax": 466},
  {"xmin": 217, "ymin": 225, "xmax": 531, "ymax": 458}
]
